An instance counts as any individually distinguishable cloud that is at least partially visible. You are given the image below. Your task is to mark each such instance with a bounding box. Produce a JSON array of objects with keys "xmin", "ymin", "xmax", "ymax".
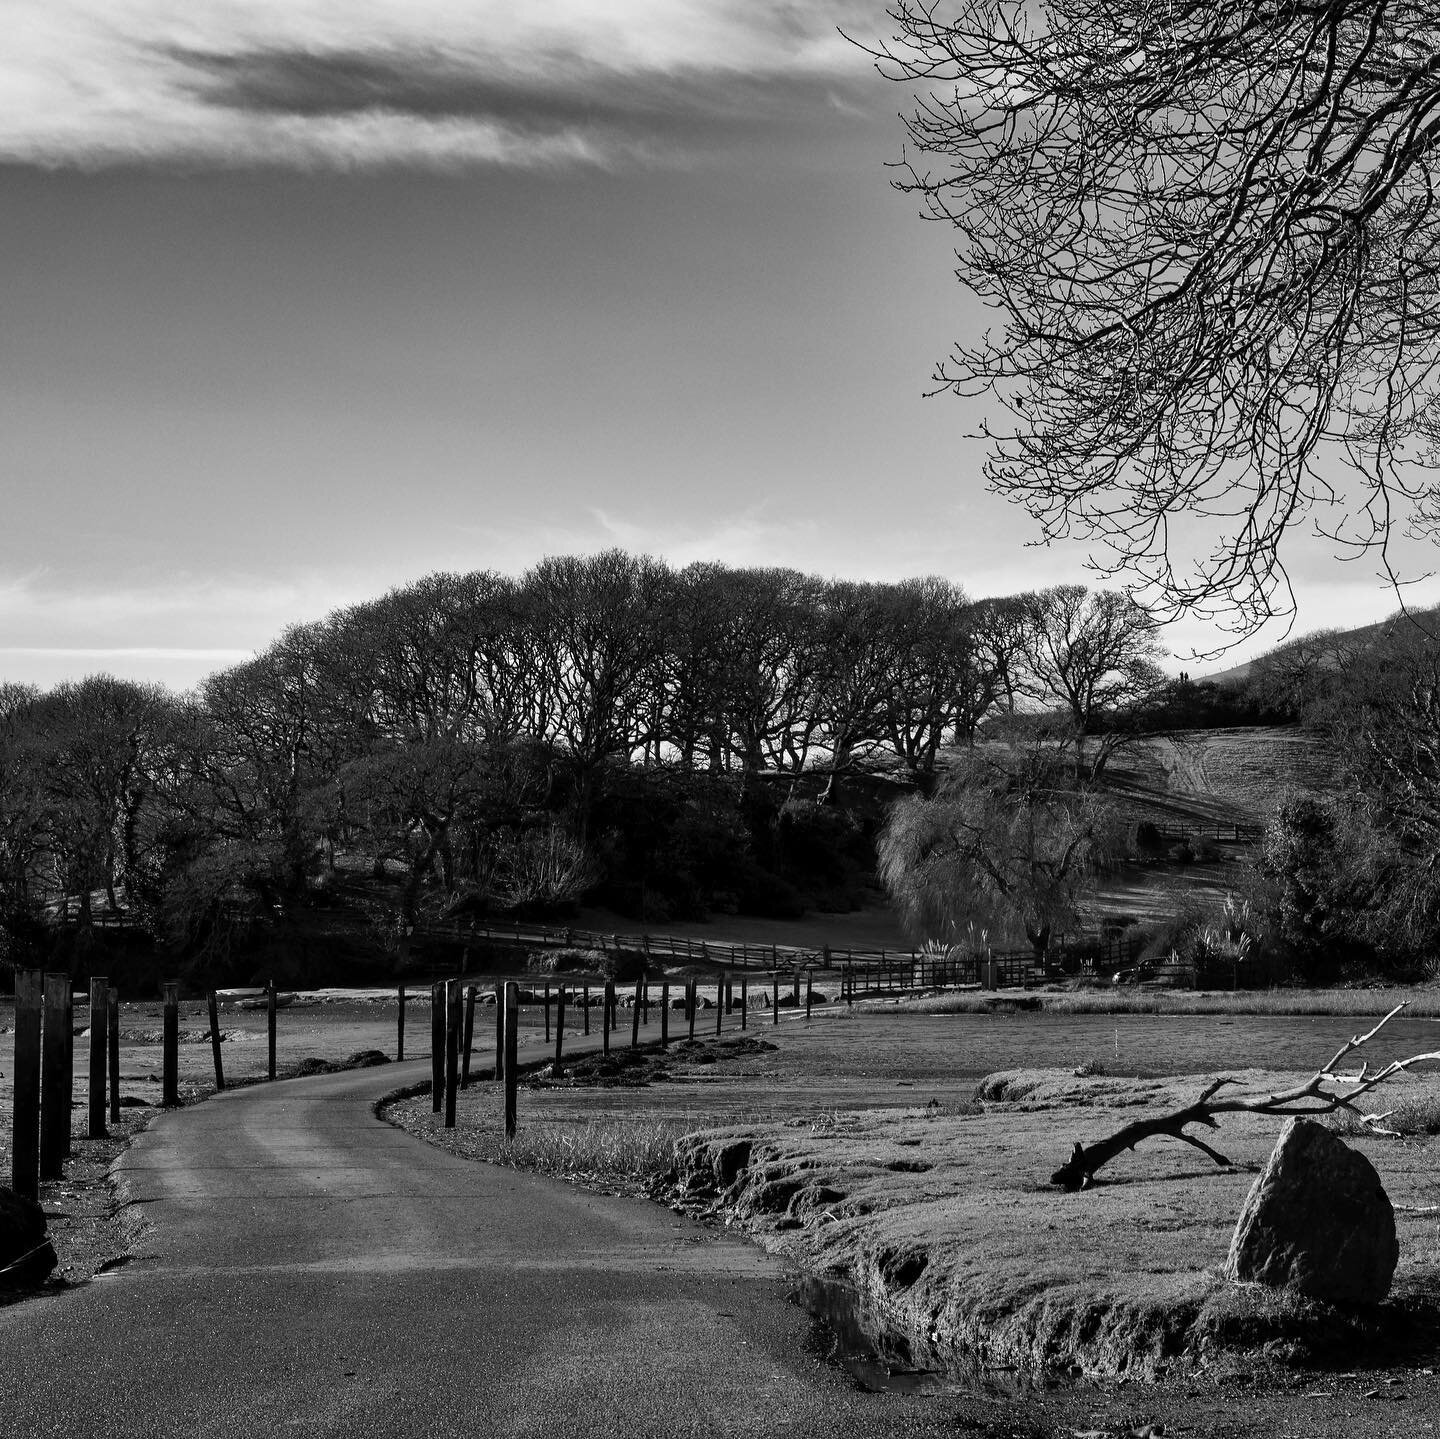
[{"xmin": 2, "ymin": 1, "xmax": 880, "ymax": 168}]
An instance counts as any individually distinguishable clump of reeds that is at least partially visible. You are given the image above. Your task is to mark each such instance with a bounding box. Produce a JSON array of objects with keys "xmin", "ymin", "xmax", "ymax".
[{"xmin": 494, "ymin": 1116, "xmax": 703, "ymax": 1190}]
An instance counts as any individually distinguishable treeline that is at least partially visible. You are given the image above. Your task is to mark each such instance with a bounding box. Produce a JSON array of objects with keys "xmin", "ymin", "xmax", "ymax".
[{"xmin": 0, "ymin": 555, "xmax": 1169, "ymax": 980}]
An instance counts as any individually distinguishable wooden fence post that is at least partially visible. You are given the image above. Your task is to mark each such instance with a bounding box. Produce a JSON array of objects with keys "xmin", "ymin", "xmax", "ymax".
[
  {"xmin": 11, "ymin": 970, "xmax": 41, "ymax": 1200},
  {"xmin": 161, "ymin": 982, "xmax": 179, "ymax": 1107},
  {"xmin": 430, "ymin": 982, "xmax": 444, "ymax": 1113},
  {"xmin": 88, "ymin": 976, "xmax": 109, "ymax": 1140},
  {"xmin": 602, "ymin": 981, "xmax": 613, "ymax": 1056},
  {"xmin": 660, "ymin": 982, "xmax": 669, "ymax": 1045},
  {"xmin": 772, "ymin": 972, "xmax": 779, "ymax": 1026},
  {"xmin": 503, "ymin": 981, "xmax": 519, "ymax": 1139},
  {"xmin": 107, "ymin": 985, "xmax": 120, "ymax": 1127},
  {"xmin": 543, "ymin": 982, "xmax": 550, "ymax": 1044},
  {"xmin": 583, "ymin": 983, "xmax": 591, "ymax": 1035},
  {"xmin": 62, "ymin": 982, "xmax": 74, "ymax": 1156},
  {"xmin": 267, "ymin": 979, "xmax": 278, "ymax": 1081},
  {"xmin": 630, "ymin": 980, "xmax": 642, "ymax": 1047},
  {"xmin": 207, "ymin": 991, "xmax": 225, "ymax": 1092},
  {"xmin": 740, "ymin": 974, "xmax": 747, "ymax": 1031},
  {"xmin": 494, "ymin": 984, "xmax": 506, "ymax": 1081},
  {"xmin": 688, "ymin": 980, "xmax": 697, "ymax": 1042},
  {"xmin": 397, "ymin": 984, "xmax": 406, "ymax": 1062},
  {"xmin": 444, "ymin": 979, "xmax": 460, "ymax": 1128},
  {"xmin": 41, "ymin": 973, "xmax": 69, "ymax": 1178},
  {"xmin": 715, "ymin": 980, "xmax": 723, "ymax": 1036},
  {"xmin": 462, "ymin": 984, "xmax": 477, "ymax": 1088},
  {"xmin": 555, "ymin": 982, "xmax": 566, "ymax": 1068}
]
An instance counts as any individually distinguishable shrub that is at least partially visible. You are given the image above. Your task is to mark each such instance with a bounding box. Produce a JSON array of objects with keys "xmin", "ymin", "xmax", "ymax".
[{"xmin": 526, "ymin": 948, "xmax": 607, "ymax": 974}]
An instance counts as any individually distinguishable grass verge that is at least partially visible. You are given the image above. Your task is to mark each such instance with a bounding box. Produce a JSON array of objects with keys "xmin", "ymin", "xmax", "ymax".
[{"xmin": 898, "ymin": 986, "xmax": 1440, "ymax": 1018}]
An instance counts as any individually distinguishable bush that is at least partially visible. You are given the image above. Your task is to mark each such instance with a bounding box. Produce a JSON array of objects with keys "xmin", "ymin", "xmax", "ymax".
[
  {"xmin": 527, "ymin": 948, "xmax": 607, "ymax": 974},
  {"xmin": 1133, "ymin": 821, "xmax": 1166, "ymax": 858},
  {"xmin": 1167, "ymin": 842, "xmax": 1194, "ymax": 866}
]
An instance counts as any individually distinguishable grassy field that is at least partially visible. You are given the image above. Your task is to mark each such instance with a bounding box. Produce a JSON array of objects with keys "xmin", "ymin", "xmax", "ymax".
[{"xmin": 387, "ymin": 1003, "xmax": 1440, "ymax": 1381}]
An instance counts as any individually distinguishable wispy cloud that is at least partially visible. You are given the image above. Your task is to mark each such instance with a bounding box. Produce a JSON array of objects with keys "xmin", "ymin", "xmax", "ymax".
[{"xmin": 4, "ymin": 1, "xmax": 878, "ymax": 169}]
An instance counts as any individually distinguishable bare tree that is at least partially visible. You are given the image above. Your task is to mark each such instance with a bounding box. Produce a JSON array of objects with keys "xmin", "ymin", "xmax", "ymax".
[
  {"xmin": 861, "ymin": 0, "xmax": 1440, "ymax": 632},
  {"xmin": 1019, "ymin": 586, "xmax": 1168, "ymax": 780}
]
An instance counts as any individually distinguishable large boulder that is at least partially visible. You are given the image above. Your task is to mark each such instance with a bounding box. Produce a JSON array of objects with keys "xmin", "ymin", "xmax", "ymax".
[
  {"xmin": 0, "ymin": 1186, "xmax": 56, "ymax": 1288},
  {"xmin": 1226, "ymin": 1117, "xmax": 1397, "ymax": 1304}
]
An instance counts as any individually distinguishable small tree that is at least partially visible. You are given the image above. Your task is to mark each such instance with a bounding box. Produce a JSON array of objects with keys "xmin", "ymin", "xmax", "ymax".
[{"xmin": 878, "ymin": 728, "xmax": 1121, "ymax": 961}]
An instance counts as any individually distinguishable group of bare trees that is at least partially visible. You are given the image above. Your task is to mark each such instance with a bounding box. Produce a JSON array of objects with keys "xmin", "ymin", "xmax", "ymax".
[{"xmin": 0, "ymin": 555, "xmax": 1167, "ymax": 970}]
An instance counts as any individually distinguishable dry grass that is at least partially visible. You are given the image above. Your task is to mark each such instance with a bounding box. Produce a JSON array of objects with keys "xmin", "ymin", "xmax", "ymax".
[
  {"xmin": 900, "ymin": 987, "xmax": 1440, "ymax": 1018},
  {"xmin": 494, "ymin": 1114, "xmax": 697, "ymax": 1188},
  {"xmin": 669, "ymin": 1072, "xmax": 1440, "ymax": 1378}
]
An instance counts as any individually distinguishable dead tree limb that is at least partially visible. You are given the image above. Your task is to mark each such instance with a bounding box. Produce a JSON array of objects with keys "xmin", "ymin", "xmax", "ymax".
[{"xmin": 1051, "ymin": 1003, "xmax": 1440, "ymax": 1191}]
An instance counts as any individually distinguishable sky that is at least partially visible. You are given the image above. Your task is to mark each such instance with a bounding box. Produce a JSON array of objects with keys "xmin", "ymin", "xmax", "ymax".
[{"xmin": 3, "ymin": 0, "xmax": 1437, "ymax": 694}]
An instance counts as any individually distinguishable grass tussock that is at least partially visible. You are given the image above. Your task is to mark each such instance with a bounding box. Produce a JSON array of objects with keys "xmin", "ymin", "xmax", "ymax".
[
  {"xmin": 1326, "ymin": 1093, "xmax": 1440, "ymax": 1138},
  {"xmin": 494, "ymin": 1115, "xmax": 705, "ymax": 1189},
  {"xmin": 899, "ymin": 987, "xmax": 1440, "ymax": 1018}
]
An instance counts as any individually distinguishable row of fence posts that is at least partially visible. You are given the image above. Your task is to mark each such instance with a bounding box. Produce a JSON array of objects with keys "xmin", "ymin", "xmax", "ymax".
[
  {"xmin": 10, "ymin": 973, "xmax": 282, "ymax": 1201},
  {"xmin": 421, "ymin": 967, "xmax": 839, "ymax": 1139}
]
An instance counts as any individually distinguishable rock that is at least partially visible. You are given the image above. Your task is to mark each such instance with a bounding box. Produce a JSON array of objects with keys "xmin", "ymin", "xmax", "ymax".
[
  {"xmin": 1226, "ymin": 1117, "xmax": 1397, "ymax": 1304},
  {"xmin": 0, "ymin": 1186, "xmax": 56, "ymax": 1288}
]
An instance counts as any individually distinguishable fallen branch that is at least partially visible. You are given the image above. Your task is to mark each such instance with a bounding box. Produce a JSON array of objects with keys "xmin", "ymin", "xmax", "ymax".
[{"xmin": 1051, "ymin": 1003, "xmax": 1440, "ymax": 1190}]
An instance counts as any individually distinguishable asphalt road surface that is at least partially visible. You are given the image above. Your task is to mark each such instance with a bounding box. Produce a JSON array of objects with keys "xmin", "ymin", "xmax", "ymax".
[{"xmin": 0, "ymin": 1060, "xmax": 982, "ymax": 1438}]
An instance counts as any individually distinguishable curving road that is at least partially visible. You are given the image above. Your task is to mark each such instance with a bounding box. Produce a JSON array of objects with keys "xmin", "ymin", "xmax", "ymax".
[{"xmin": 0, "ymin": 1062, "xmax": 980, "ymax": 1438}]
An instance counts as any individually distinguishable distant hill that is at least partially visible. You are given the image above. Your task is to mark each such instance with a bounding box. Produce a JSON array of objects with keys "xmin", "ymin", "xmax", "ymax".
[
  {"xmin": 1199, "ymin": 603, "xmax": 1440, "ymax": 687},
  {"xmin": 1103, "ymin": 726, "xmax": 1337, "ymax": 827}
]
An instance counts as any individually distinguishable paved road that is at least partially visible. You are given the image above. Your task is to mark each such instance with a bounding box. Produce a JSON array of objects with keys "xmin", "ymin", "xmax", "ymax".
[{"xmin": 0, "ymin": 1061, "xmax": 979, "ymax": 1438}]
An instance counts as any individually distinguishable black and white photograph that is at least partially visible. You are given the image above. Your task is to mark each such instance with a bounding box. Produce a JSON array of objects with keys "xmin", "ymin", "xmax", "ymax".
[{"xmin": 3, "ymin": 2, "xmax": 1440, "ymax": 1435}]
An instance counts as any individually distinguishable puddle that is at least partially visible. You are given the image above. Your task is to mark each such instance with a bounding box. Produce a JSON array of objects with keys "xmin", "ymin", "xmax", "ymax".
[{"xmin": 789, "ymin": 1272, "xmax": 1061, "ymax": 1397}]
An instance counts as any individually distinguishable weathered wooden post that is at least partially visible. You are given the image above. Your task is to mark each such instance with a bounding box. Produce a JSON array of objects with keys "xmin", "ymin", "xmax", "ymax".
[
  {"xmin": 554, "ymin": 982, "xmax": 566, "ymax": 1068},
  {"xmin": 582, "ymin": 983, "xmax": 590, "ymax": 1035},
  {"xmin": 444, "ymin": 979, "xmax": 460, "ymax": 1128},
  {"xmin": 62, "ymin": 982, "xmax": 74, "ymax": 1156},
  {"xmin": 396, "ymin": 984, "xmax": 406, "ymax": 1062},
  {"xmin": 630, "ymin": 980, "xmax": 642, "ymax": 1047},
  {"xmin": 602, "ymin": 981, "xmax": 613, "ymax": 1056},
  {"xmin": 503, "ymin": 981, "xmax": 519, "ymax": 1140},
  {"xmin": 740, "ymin": 974, "xmax": 747, "ymax": 1031},
  {"xmin": 207, "ymin": 991, "xmax": 225, "ymax": 1092},
  {"xmin": 688, "ymin": 980, "xmax": 697, "ymax": 1042},
  {"xmin": 267, "ymin": 979, "xmax": 277, "ymax": 1081},
  {"xmin": 660, "ymin": 982, "xmax": 669, "ymax": 1045},
  {"xmin": 806, "ymin": 971, "xmax": 813, "ymax": 1021},
  {"xmin": 88, "ymin": 976, "xmax": 109, "ymax": 1139},
  {"xmin": 772, "ymin": 972, "xmax": 779, "ymax": 1026},
  {"xmin": 494, "ymin": 984, "xmax": 506, "ymax": 1081},
  {"xmin": 107, "ymin": 985, "xmax": 120, "ymax": 1126},
  {"xmin": 11, "ymin": 970, "xmax": 42, "ymax": 1200},
  {"xmin": 715, "ymin": 980, "xmax": 723, "ymax": 1036},
  {"xmin": 461, "ymin": 984, "xmax": 477, "ymax": 1088},
  {"xmin": 161, "ymin": 982, "xmax": 179, "ymax": 1107},
  {"xmin": 543, "ymin": 982, "xmax": 551, "ymax": 1044},
  {"xmin": 430, "ymin": 982, "xmax": 444, "ymax": 1113},
  {"xmin": 41, "ymin": 973, "xmax": 69, "ymax": 1178}
]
